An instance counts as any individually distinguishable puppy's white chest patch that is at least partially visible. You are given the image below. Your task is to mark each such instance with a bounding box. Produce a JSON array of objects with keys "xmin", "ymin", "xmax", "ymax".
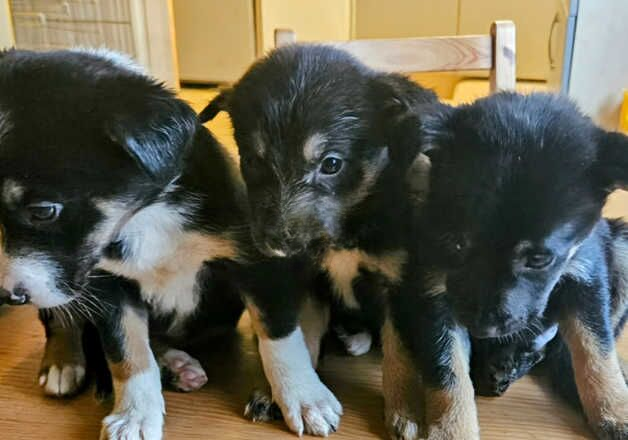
[
  {"xmin": 101, "ymin": 232, "xmax": 237, "ymax": 323},
  {"xmin": 93, "ymin": 199, "xmax": 238, "ymax": 327},
  {"xmin": 321, "ymin": 248, "xmax": 406, "ymax": 309}
]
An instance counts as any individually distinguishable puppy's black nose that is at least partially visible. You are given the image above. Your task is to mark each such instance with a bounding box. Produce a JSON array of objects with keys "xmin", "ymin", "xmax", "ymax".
[{"xmin": 0, "ymin": 285, "xmax": 31, "ymax": 306}]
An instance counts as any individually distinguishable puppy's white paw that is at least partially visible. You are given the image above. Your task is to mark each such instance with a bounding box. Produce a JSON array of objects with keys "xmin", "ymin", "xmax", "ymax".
[
  {"xmin": 99, "ymin": 410, "xmax": 163, "ymax": 440},
  {"xmin": 386, "ymin": 411, "xmax": 420, "ymax": 440},
  {"xmin": 159, "ymin": 349, "xmax": 207, "ymax": 392},
  {"xmin": 339, "ymin": 331, "xmax": 372, "ymax": 357},
  {"xmin": 277, "ymin": 381, "xmax": 343, "ymax": 437},
  {"xmin": 39, "ymin": 363, "xmax": 86, "ymax": 397}
]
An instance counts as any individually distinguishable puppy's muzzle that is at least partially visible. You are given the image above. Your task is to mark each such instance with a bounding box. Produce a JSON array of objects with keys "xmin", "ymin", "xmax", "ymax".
[{"xmin": 0, "ymin": 285, "xmax": 31, "ymax": 306}]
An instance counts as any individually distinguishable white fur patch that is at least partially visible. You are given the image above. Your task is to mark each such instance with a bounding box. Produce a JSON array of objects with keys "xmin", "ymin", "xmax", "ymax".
[
  {"xmin": 70, "ymin": 47, "xmax": 145, "ymax": 75},
  {"xmin": 102, "ymin": 364, "xmax": 164, "ymax": 440},
  {"xmin": 41, "ymin": 364, "xmax": 86, "ymax": 396},
  {"xmin": 257, "ymin": 326, "xmax": 343, "ymax": 436},
  {"xmin": 93, "ymin": 198, "xmax": 237, "ymax": 326},
  {"xmin": 564, "ymin": 244, "xmax": 593, "ymax": 282},
  {"xmin": 532, "ymin": 324, "xmax": 559, "ymax": 351},
  {"xmin": 2, "ymin": 252, "xmax": 70, "ymax": 308},
  {"xmin": 321, "ymin": 248, "xmax": 406, "ymax": 309}
]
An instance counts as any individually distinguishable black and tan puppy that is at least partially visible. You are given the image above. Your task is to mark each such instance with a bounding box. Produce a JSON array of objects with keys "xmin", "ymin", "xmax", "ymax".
[
  {"xmin": 409, "ymin": 92, "xmax": 628, "ymax": 439},
  {"xmin": 0, "ymin": 49, "xmax": 248, "ymax": 439},
  {"xmin": 201, "ymin": 45, "xmax": 437, "ymax": 437}
]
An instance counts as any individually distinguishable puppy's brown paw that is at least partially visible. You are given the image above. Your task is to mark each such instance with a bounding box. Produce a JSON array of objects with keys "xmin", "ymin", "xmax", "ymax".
[
  {"xmin": 39, "ymin": 330, "xmax": 87, "ymax": 397},
  {"xmin": 159, "ymin": 348, "xmax": 207, "ymax": 392},
  {"xmin": 385, "ymin": 411, "xmax": 420, "ymax": 440},
  {"xmin": 39, "ymin": 363, "xmax": 86, "ymax": 397},
  {"xmin": 244, "ymin": 389, "xmax": 283, "ymax": 422}
]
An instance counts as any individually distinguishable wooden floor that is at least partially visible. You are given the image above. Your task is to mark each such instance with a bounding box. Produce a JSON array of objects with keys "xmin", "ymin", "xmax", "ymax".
[{"xmin": 0, "ymin": 85, "xmax": 626, "ymax": 439}]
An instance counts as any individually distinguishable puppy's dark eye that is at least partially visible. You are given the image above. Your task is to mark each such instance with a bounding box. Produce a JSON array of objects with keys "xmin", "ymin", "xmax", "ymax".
[
  {"xmin": 27, "ymin": 202, "xmax": 62, "ymax": 224},
  {"xmin": 525, "ymin": 252, "xmax": 555, "ymax": 270},
  {"xmin": 320, "ymin": 156, "xmax": 343, "ymax": 175}
]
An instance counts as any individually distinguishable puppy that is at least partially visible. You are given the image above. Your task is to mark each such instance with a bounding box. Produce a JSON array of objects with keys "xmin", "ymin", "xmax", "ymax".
[
  {"xmin": 201, "ymin": 45, "xmax": 437, "ymax": 437},
  {"xmin": 0, "ymin": 49, "xmax": 248, "ymax": 439},
  {"xmin": 412, "ymin": 92, "xmax": 628, "ymax": 439}
]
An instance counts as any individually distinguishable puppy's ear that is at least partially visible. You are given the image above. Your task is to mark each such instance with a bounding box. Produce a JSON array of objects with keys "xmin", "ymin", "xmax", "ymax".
[
  {"xmin": 369, "ymin": 73, "xmax": 446, "ymax": 166},
  {"xmin": 199, "ymin": 89, "xmax": 232, "ymax": 122},
  {"xmin": 595, "ymin": 129, "xmax": 628, "ymax": 191},
  {"xmin": 107, "ymin": 95, "xmax": 198, "ymax": 184}
]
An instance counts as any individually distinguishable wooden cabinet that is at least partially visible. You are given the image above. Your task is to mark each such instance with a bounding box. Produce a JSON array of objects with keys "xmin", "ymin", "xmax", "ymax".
[
  {"xmin": 255, "ymin": 0, "xmax": 351, "ymax": 53},
  {"xmin": 173, "ymin": 0, "xmax": 256, "ymax": 83},
  {"xmin": 353, "ymin": 0, "xmax": 458, "ymax": 39}
]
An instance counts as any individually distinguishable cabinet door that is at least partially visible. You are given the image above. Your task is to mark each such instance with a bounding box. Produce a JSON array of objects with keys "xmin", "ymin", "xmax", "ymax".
[
  {"xmin": 459, "ymin": 0, "xmax": 558, "ymax": 80},
  {"xmin": 353, "ymin": 0, "xmax": 458, "ymax": 39},
  {"xmin": 173, "ymin": 0, "xmax": 256, "ymax": 83},
  {"xmin": 256, "ymin": 0, "xmax": 351, "ymax": 53}
]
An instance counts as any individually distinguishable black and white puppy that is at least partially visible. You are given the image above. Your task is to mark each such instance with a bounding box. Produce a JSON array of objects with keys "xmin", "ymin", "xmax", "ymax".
[
  {"xmin": 0, "ymin": 49, "xmax": 247, "ymax": 439},
  {"xmin": 410, "ymin": 92, "xmax": 628, "ymax": 439},
  {"xmin": 201, "ymin": 45, "xmax": 437, "ymax": 437}
]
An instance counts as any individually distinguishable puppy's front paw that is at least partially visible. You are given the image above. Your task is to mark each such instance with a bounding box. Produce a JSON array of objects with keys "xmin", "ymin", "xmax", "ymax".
[
  {"xmin": 276, "ymin": 381, "xmax": 343, "ymax": 437},
  {"xmin": 39, "ymin": 363, "xmax": 86, "ymax": 397},
  {"xmin": 159, "ymin": 348, "xmax": 207, "ymax": 392},
  {"xmin": 385, "ymin": 411, "xmax": 420, "ymax": 440},
  {"xmin": 100, "ymin": 409, "xmax": 164, "ymax": 440}
]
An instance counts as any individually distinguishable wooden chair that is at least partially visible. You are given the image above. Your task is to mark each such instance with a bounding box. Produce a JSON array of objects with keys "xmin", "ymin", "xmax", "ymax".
[{"xmin": 274, "ymin": 21, "xmax": 516, "ymax": 93}]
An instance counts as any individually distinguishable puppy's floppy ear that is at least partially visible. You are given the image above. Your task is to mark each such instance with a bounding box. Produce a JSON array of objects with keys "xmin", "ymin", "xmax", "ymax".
[
  {"xmin": 199, "ymin": 88, "xmax": 232, "ymax": 122},
  {"xmin": 106, "ymin": 95, "xmax": 198, "ymax": 184},
  {"xmin": 369, "ymin": 73, "xmax": 443, "ymax": 167},
  {"xmin": 595, "ymin": 129, "xmax": 628, "ymax": 191}
]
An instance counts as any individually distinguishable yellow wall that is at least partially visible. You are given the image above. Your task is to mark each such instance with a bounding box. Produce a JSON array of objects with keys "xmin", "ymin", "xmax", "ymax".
[
  {"xmin": 0, "ymin": 0, "xmax": 14, "ymax": 49},
  {"xmin": 256, "ymin": 0, "xmax": 351, "ymax": 54}
]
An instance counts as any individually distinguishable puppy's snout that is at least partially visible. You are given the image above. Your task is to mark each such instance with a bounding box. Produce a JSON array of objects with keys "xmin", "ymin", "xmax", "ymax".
[{"xmin": 0, "ymin": 285, "xmax": 30, "ymax": 306}]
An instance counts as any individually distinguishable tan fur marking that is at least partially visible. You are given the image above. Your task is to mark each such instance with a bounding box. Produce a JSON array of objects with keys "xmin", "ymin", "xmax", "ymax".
[
  {"xmin": 299, "ymin": 296, "xmax": 330, "ymax": 368},
  {"xmin": 350, "ymin": 149, "xmax": 390, "ymax": 207},
  {"xmin": 109, "ymin": 306, "xmax": 151, "ymax": 381},
  {"xmin": 424, "ymin": 331, "xmax": 479, "ymax": 440},
  {"xmin": 322, "ymin": 248, "xmax": 406, "ymax": 308},
  {"xmin": 2, "ymin": 179, "xmax": 24, "ymax": 206},
  {"xmin": 246, "ymin": 300, "xmax": 269, "ymax": 339},
  {"xmin": 562, "ymin": 318, "xmax": 628, "ymax": 433},
  {"xmin": 424, "ymin": 272, "xmax": 447, "ymax": 297},
  {"xmin": 303, "ymin": 133, "xmax": 326, "ymax": 162},
  {"xmin": 381, "ymin": 320, "xmax": 422, "ymax": 437}
]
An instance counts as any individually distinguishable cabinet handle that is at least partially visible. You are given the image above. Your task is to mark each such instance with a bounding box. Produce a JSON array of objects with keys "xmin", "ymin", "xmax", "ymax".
[{"xmin": 548, "ymin": 13, "xmax": 560, "ymax": 69}]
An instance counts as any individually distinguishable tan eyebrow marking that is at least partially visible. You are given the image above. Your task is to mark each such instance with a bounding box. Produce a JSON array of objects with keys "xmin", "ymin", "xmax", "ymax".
[
  {"xmin": 2, "ymin": 179, "xmax": 25, "ymax": 206},
  {"xmin": 303, "ymin": 133, "xmax": 327, "ymax": 162}
]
